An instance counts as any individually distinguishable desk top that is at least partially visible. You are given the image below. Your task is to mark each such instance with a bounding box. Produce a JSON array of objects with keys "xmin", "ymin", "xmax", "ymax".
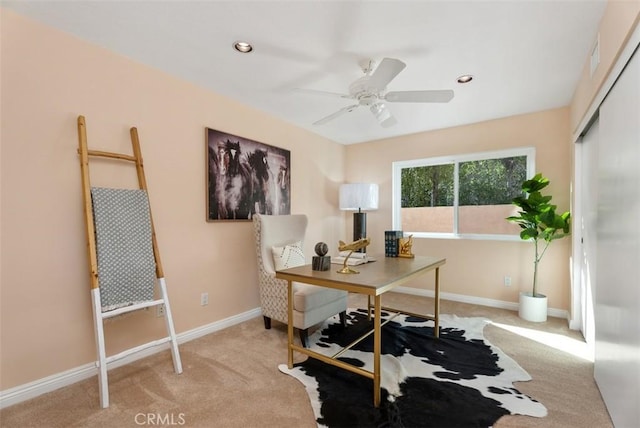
[{"xmin": 275, "ymin": 255, "xmax": 446, "ymax": 296}]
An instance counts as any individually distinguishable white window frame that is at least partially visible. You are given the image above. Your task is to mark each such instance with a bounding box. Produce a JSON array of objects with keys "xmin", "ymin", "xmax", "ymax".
[{"xmin": 392, "ymin": 147, "xmax": 535, "ymax": 241}]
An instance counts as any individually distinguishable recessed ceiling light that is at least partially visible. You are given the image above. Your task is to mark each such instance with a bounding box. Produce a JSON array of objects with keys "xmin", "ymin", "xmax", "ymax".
[
  {"xmin": 457, "ymin": 74, "xmax": 473, "ymax": 84},
  {"xmin": 233, "ymin": 41, "xmax": 253, "ymax": 53}
]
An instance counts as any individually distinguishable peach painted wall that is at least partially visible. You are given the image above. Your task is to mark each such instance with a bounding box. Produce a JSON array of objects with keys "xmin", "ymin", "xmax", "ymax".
[
  {"xmin": 0, "ymin": 10, "xmax": 345, "ymax": 390},
  {"xmin": 570, "ymin": 0, "xmax": 640, "ymax": 134},
  {"xmin": 344, "ymin": 108, "xmax": 572, "ymax": 311}
]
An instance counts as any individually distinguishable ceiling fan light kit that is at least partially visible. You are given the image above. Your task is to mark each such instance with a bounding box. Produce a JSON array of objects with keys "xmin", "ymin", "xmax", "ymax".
[
  {"xmin": 299, "ymin": 57, "xmax": 455, "ymax": 127},
  {"xmin": 370, "ymin": 103, "xmax": 396, "ymax": 127}
]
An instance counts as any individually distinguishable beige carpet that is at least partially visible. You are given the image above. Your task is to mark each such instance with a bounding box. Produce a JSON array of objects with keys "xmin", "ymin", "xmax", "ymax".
[{"xmin": 0, "ymin": 293, "xmax": 612, "ymax": 427}]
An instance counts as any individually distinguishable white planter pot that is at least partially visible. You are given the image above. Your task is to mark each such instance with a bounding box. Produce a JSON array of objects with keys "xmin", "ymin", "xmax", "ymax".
[{"xmin": 519, "ymin": 292, "xmax": 548, "ymax": 322}]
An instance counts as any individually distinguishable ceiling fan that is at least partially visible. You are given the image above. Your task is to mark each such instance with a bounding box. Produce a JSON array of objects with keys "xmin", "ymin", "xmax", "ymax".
[{"xmin": 296, "ymin": 58, "xmax": 454, "ymax": 128}]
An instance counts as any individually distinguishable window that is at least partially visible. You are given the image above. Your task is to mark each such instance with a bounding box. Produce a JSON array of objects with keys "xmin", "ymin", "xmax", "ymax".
[{"xmin": 392, "ymin": 148, "xmax": 535, "ymax": 240}]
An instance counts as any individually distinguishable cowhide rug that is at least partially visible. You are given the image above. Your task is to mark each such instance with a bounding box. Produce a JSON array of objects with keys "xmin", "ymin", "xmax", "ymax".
[{"xmin": 279, "ymin": 309, "xmax": 547, "ymax": 428}]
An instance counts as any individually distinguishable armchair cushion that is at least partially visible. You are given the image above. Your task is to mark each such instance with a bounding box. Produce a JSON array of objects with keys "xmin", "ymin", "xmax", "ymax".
[
  {"xmin": 293, "ymin": 283, "xmax": 346, "ymax": 312},
  {"xmin": 272, "ymin": 241, "xmax": 305, "ymax": 271}
]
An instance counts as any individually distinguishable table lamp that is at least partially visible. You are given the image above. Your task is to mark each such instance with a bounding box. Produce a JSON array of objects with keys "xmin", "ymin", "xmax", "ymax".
[{"xmin": 339, "ymin": 183, "xmax": 379, "ymax": 253}]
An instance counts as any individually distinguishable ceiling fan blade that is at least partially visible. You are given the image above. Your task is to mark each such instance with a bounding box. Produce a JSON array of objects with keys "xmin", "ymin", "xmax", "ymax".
[
  {"xmin": 292, "ymin": 88, "xmax": 351, "ymax": 98},
  {"xmin": 313, "ymin": 104, "xmax": 359, "ymax": 125},
  {"xmin": 384, "ymin": 90, "xmax": 454, "ymax": 103},
  {"xmin": 367, "ymin": 58, "xmax": 406, "ymax": 91}
]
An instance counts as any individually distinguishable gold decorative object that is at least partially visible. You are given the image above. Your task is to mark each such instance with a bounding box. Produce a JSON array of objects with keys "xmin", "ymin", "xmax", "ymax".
[
  {"xmin": 398, "ymin": 235, "xmax": 415, "ymax": 258},
  {"xmin": 337, "ymin": 238, "xmax": 371, "ymax": 274}
]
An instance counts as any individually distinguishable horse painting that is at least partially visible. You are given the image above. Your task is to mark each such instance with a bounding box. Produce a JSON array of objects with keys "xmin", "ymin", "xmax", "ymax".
[
  {"xmin": 206, "ymin": 129, "xmax": 290, "ymax": 221},
  {"xmin": 276, "ymin": 165, "xmax": 290, "ymax": 215},
  {"xmin": 215, "ymin": 139, "xmax": 253, "ymax": 219},
  {"xmin": 247, "ymin": 148, "xmax": 273, "ymax": 215}
]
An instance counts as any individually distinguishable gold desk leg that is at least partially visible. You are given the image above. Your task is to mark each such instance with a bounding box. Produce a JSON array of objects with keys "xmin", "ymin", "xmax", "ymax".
[
  {"xmin": 367, "ymin": 295, "xmax": 372, "ymax": 321},
  {"xmin": 373, "ymin": 295, "xmax": 381, "ymax": 407},
  {"xmin": 287, "ymin": 280, "xmax": 294, "ymax": 369},
  {"xmin": 434, "ymin": 267, "xmax": 440, "ymax": 338}
]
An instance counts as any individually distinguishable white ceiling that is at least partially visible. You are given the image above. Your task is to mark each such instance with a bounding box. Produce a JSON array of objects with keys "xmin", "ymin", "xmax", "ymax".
[{"xmin": 4, "ymin": 1, "xmax": 607, "ymax": 145}]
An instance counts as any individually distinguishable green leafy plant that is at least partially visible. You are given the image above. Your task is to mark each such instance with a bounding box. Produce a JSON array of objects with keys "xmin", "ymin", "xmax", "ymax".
[{"xmin": 506, "ymin": 173, "xmax": 571, "ymax": 297}]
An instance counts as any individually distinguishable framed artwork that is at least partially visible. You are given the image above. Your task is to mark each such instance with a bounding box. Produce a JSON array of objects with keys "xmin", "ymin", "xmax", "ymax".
[{"xmin": 206, "ymin": 128, "xmax": 291, "ymax": 221}]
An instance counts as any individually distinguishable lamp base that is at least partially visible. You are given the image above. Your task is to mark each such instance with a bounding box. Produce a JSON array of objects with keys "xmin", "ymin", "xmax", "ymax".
[{"xmin": 353, "ymin": 212, "xmax": 367, "ymax": 253}]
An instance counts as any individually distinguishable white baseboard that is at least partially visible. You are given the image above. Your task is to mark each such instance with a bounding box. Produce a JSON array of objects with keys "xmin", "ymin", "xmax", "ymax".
[
  {"xmin": 393, "ymin": 286, "xmax": 570, "ymax": 320},
  {"xmin": 1, "ymin": 290, "xmax": 570, "ymax": 410},
  {"xmin": 0, "ymin": 307, "xmax": 262, "ymax": 410}
]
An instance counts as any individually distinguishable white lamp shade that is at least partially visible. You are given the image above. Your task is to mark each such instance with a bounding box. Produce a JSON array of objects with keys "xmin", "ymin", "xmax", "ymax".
[{"xmin": 339, "ymin": 183, "xmax": 379, "ymax": 211}]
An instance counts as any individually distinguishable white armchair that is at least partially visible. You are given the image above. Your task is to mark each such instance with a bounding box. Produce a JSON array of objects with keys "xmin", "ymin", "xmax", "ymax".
[{"xmin": 253, "ymin": 214, "xmax": 347, "ymax": 346}]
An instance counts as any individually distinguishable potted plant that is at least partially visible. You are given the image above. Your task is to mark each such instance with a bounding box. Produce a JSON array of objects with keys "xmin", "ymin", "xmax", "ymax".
[{"xmin": 506, "ymin": 173, "xmax": 571, "ymax": 322}]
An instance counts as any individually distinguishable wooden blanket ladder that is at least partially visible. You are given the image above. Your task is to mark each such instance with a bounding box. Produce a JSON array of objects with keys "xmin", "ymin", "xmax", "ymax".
[{"xmin": 77, "ymin": 115, "xmax": 182, "ymax": 409}]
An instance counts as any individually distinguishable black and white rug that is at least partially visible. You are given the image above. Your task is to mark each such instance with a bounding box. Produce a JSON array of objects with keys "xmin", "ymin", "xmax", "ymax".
[{"xmin": 279, "ymin": 309, "xmax": 546, "ymax": 428}]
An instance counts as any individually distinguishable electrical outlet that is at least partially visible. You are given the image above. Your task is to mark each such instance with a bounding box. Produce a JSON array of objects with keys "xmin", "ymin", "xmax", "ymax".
[
  {"xmin": 504, "ymin": 276, "xmax": 512, "ymax": 287},
  {"xmin": 156, "ymin": 304, "xmax": 165, "ymax": 317},
  {"xmin": 201, "ymin": 292, "xmax": 209, "ymax": 306}
]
